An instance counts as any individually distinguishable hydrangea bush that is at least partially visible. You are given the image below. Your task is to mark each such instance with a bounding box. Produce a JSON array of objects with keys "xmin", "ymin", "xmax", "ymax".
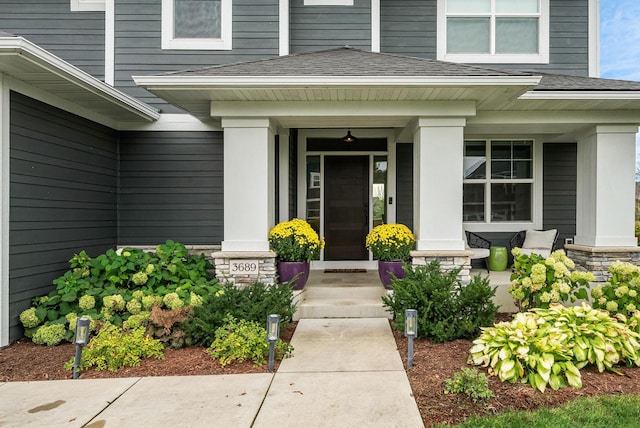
[
  {"xmin": 268, "ymin": 218, "xmax": 324, "ymax": 262},
  {"xmin": 365, "ymin": 223, "xmax": 415, "ymax": 261},
  {"xmin": 591, "ymin": 261, "xmax": 640, "ymax": 316},
  {"xmin": 20, "ymin": 240, "xmax": 220, "ymax": 345},
  {"xmin": 509, "ymin": 249, "xmax": 594, "ymax": 311}
]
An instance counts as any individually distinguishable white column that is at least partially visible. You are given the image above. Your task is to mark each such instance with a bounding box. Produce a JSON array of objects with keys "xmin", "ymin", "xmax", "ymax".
[
  {"xmin": 0, "ymin": 74, "xmax": 9, "ymax": 346},
  {"xmin": 221, "ymin": 118, "xmax": 276, "ymax": 252},
  {"xmin": 278, "ymin": 128, "xmax": 290, "ymax": 223},
  {"xmin": 575, "ymin": 125, "xmax": 638, "ymax": 247},
  {"xmin": 413, "ymin": 117, "xmax": 466, "ymax": 251}
]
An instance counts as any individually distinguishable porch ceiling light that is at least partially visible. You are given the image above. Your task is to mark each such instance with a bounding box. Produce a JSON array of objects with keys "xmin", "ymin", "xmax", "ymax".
[{"xmin": 342, "ymin": 129, "xmax": 357, "ymax": 143}]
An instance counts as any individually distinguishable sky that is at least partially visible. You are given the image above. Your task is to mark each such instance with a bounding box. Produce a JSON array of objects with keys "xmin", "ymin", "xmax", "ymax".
[{"xmin": 599, "ymin": 0, "xmax": 640, "ymax": 164}]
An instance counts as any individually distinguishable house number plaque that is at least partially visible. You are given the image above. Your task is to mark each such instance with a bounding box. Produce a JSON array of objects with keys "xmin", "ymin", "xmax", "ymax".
[{"xmin": 230, "ymin": 259, "xmax": 259, "ymax": 274}]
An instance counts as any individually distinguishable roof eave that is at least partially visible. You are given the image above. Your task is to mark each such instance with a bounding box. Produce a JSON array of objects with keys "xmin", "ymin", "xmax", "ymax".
[
  {"xmin": 0, "ymin": 37, "xmax": 159, "ymax": 123},
  {"xmin": 520, "ymin": 90, "xmax": 640, "ymax": 100}
]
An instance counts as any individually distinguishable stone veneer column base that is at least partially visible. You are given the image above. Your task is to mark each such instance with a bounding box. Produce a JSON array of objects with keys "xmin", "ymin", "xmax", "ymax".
[
  {"xmin": 565, "ymin": 244, "xmax": 640, "ymax": 282},
  {"xmin": 212, "ymin": 251, "xmax": 277, "ymax": 287},
  {"xmin": 410, "ymin": 250, "xmax": 473, "ymax": 283}
]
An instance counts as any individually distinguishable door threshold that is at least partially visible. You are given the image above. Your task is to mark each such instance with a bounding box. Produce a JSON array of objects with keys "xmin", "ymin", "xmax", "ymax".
[{"xmin": 311, "ymin": 260, "xmax": 377, "ymax": 270}]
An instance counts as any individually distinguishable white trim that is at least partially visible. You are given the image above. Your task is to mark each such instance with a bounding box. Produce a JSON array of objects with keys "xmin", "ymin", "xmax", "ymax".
[
  {"xmin": 0, "ymin": 37, "xmax": 159, "ymax": 122},
  {"xmin": 120, "ymin": 113, "xmax": 222, "ymax": 131},
  {"xmin": 136, "ymin": 75, "xmax": 542, "ymax": 88},
  {"xmin": 520, "ymin": 91, "xmax": 640, "ymax": 100},
  {"xmin": 0, "ymin": 74, "xmax": 9, "ymax": 346},
  {"xmin": 371, "ymin": 0, "xmax": 380, "ymax": 53},
  {"xmin": 304, "ymin": 0, "xmax": 353, "ymax": 5},
  {"xmin": 589, "ymin": 0, "xmax": 600, "ymax": 77},
  {"xmin": 70, "ymin": 0, "xmax": 105, "ymax": 12},
  {"xmin": 437, "ymin": 0, "xmax": 550, "ymax": 64},
  {"xmin": 279, "ymin": 0, "xmax": 290, "ymax": 56},
  {"xmin": 105, "ymin": 0, "xmax": 115, "ymax": 85},
  {"xmin": 161, "ymin": 0, "xmax": 232, "ymax": 50}
]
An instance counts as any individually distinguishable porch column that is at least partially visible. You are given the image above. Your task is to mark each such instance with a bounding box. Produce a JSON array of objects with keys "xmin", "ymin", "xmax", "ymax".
[
  {"xmin": 0, "ymin": 74, "xmax": 8, "ymax": 346},
  {"xmin": 413, "ymin": 117, "xmax": 466, "ymax": 250},
  {"xmin": 574, "ymin": 125, "xmax": 638, "ymax": 247},
  {"xmin": 221, "ymin": 118, "xmax": 276, "ymax": 251}
]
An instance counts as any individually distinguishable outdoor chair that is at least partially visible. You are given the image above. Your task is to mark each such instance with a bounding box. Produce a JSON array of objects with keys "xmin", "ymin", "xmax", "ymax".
[
  {"xmin": 464, "ymin": 231, "xmax": 491, "ymax": 272},
  {"xmin": 509, "ymin": 229, "xmax": 558, "ymax": 259}
]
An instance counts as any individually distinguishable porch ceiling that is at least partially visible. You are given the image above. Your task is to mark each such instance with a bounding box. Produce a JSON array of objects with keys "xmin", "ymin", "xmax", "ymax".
[{"xmin": 0, "ymin": 36, "xmax": 159, "ymax": 127}]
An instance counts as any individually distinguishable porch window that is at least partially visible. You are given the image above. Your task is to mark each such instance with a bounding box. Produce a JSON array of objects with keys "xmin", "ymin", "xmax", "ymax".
[
  {"xmin": 438, "ymin": 0, "xmax": 549, "ymax": 64},
  {"xmin": 161, "ymin": 0, "xmax": 232, "ymax": 50},
  {"xmin": 463, "ymin": 140, "xmax": 533, "ymax": 222}
]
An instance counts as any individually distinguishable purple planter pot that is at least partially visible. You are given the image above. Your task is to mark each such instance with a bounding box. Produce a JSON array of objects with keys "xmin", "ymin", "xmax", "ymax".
[
  {"xmin": 378, "ymin": 261, "xmax": 406, "ymax": 289},
  {"xmin": 278, "ymin": 261, "xmax": 310, "ymax": 290}
]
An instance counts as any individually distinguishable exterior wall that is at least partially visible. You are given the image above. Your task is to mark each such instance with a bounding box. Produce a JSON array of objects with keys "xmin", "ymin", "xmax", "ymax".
[
  {"xmin": 9, "ymin": 91, "xmax": 118, "ymax": 340},
  {"xmin": 114, "ymin": 0, "xmax": 280, "ymax": 111},
  {"xmin": 118, "ymin": 131, "xmax": 224, "ymax": 245},
  {"xmin": 380, "ymin": 0, "xmax": 436, "ymax": 58},
  {"xmin": 379, "ymin": 0, "xmax": 590, "ymax": 76},
  {"xmin": 290, "ymin": 0, "xmax": 372, "ymax": 54},
  {"xmin": 543, "ymin": 143, "xmax": 577, "ymax": 246},
  {"xmin": 0, "ymin": 0, "xmax": 105, "ymax": 79},
  {"xmin": 396, "ymin": 142, "xmax": 413, "ymax": 231}
]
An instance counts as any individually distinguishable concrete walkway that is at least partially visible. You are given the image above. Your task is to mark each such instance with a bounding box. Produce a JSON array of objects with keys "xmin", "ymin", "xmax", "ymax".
[{"xmin": 0, "ymin": 318, "xmax": 424, "ymax": 428}]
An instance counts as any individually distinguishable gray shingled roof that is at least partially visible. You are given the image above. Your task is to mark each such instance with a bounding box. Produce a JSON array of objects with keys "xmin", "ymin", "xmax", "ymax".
[
  {"xmin": 165, "ymin": 46, "xmax": 534, "ymax": 78},
  {"xmin": 164, "ymin": 46, "xmax": 640, "ymax": 92}
]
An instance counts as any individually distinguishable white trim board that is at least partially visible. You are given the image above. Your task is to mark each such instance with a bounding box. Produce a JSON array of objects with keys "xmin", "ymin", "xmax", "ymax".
[{"xmin": 0, "ymin": 74, "xmax": 9, "ymax": 347}]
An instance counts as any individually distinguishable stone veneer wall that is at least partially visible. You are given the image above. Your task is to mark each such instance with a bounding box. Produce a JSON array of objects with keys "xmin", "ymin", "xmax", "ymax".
[
  {"xmin": 565, "ymin": 244, "xmax": 640, "ymax": 282},
  {"xmin": 410, "ymin": 250, "xmax": 472, "ymax": 283},
  {"xmin": 212, "ymin": 252, "xmax": 277, "ymax": 286}
]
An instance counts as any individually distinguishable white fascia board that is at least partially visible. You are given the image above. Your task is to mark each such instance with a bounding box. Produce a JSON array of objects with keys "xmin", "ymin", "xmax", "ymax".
[
  {"xmin": 134, "ymin": 75, "xmax": 542, "ymax": 89},
  {"xmin": 472, "ymin": 110, "xmax": 640, "ymax": 125},
  {"xmin": 211, "ymin": 100, "xmax": 477, "ymax": 118},
  {"xmin": 0, "ymin": 37, "xmax": 159, "ymax": 121},
  {"xmin": 119, "ymin": 113, "xmax": 222, "ymax": 131},
  {"xmin": 520, "ymin": 91, "xmax": 640, "ymax": 100}
]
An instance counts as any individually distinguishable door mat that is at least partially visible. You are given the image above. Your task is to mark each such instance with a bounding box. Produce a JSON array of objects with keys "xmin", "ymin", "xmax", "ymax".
[{"xmin": 324, "ymin": 269, "xmax": 367, "ymax": 273}]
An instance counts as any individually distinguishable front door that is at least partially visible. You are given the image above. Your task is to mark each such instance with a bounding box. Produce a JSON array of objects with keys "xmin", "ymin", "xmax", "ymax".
[{"xmin": 324, "ymin": 156, "xmax": 369, "ymax": 260}]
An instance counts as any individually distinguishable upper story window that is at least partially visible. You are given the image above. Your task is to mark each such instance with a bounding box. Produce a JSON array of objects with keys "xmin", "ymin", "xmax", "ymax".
[
  {"xmin": 161, "ymin": 0, "xmax": 232, "ymax": 50},
  {"xmin": 437, "ymin": 0, "xmax": 549, "ymax": 64}
]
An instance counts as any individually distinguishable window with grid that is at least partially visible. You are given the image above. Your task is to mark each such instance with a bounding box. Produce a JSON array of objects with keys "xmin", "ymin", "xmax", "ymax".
[
  {"xmin": 463, "ymin": 140, "xmax": 533, "ymax": 223},
  {"xmin": 162, "ymin": 0, "xmax": 232, "ymax": 50},
  {"xmin": 438, "ymin": 0, "xmax": 549, "ymax": 64}
]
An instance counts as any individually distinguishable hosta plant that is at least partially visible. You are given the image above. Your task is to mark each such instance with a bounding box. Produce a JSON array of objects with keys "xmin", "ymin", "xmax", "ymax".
[
  {"xmin": 509, "ymin": 249, "xmax": 593, "ymax": 311},
  {"xmin": 469, "ymin": 303, "xmax": 640, "ymax": 393},
  {"xmin": 591, "ymin": 261, "xmax": 640, "ymax": 316}
]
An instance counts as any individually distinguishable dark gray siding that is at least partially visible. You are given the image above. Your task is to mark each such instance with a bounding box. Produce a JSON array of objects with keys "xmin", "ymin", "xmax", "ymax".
[
  {"xmin": 380, "ymin": 0, "xmax": 436, "ymax": 58},
  {"xmin": 0, "ymin": 0, "xmax": 105, "ymax": 79},
  {"xmin": 543, "ymin": 142, "xmax": 577, "ymax": 247},
  {"xmin": 9, "ymin": 91, "xmax": 118, "ymax": 340},
  {"xmin": 114, "ymin": 0, "xmax": 280, "ymax": 111},
  {"xmin": 118, "ymin": 131, "xmax": 224, "ymax": 245},
  {"xmin": 290, "ymin": 0, "xmax": 371, "ymax": 54},
  {"xmin": 396, "ymin": 143, "xmax": 413, "ymax": 231},
  {"xmin": 380, "ymin": 0, "xmax": 590, "ymax": 76}
]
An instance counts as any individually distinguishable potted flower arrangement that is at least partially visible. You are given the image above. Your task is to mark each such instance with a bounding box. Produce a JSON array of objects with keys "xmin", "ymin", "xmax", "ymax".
[
  {"xmin": 365, "ymin": 223, "xmax": 416, "ymax": 288},
  {"xmin": 268, "ymin": 218, "xmax": 324, "ymax": 289}
]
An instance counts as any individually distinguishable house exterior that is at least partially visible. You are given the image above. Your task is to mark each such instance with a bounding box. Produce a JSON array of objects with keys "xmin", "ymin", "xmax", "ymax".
[{"xmin": 1, "ymin": 0, "xmax": 640, "ymax": 345}]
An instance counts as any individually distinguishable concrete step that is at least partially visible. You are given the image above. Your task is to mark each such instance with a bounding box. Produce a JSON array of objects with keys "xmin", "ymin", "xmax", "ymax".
[{"xmin": 294, "ymin": 285, "xmax": 392, "ymax": 319}]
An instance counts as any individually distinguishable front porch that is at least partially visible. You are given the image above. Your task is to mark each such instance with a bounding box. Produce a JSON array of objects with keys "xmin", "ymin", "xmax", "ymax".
[{"xmin": 293, "ymin": 268, "xmax": 516, "ymax": 321}]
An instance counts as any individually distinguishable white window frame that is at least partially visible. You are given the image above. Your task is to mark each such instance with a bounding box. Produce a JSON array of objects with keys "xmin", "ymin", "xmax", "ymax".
[
  {"xmin": 437, "ymin": 0, "xmax": 549, "ymax": 64},
  {"xmin": 70, "ymin": 0, "xmax": 105, "ymax": 11},
  {"xmin": 161, "ymin": 0, "xmax": 232, "ymax": 50},
  {"xmin": 304, "ymin": 0, "xmax": 354, "ymax": 5},
  {"xmin": 463, "ymin": 139, "xmax": 536, "ymax": 227}
]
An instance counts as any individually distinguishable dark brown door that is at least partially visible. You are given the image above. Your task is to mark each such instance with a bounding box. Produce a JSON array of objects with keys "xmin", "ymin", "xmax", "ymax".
[{"xmin": 324, "ymin": 156, "xmax": 369, "ymax": 260}]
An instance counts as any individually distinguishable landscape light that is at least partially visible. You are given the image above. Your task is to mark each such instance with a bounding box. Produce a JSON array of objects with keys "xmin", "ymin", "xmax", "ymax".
[
  {"xmin": 72, "ymin": 317, "xmax": 91, "ymax": 379},
  {"xmin": 404, "ymin": 309, "xmax": 418, "ymax": 368},
  {"xmin": 266, "ymin": 314, "xmax": 280, "ymax": 372}
]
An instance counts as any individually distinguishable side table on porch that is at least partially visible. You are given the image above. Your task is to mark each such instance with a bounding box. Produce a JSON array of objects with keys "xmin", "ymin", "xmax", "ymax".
[{"xmin": 488, "ymin": 246, "xmax": 508, "ymax": 271}]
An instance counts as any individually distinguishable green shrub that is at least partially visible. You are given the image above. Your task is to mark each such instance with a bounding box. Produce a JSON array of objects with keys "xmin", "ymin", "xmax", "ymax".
[
  {"xmin": 444, "ymin": 368, "xmax": 494, "ymax": 401},
  {"xmin": 20, "ymin": 240, "xmax": 220, "ymax": 344},
  {"xmin": 591, "ymin": 261, "xmax": 640, "ymax": 315},
  {"xmin": 207, "ymin": 316, "xmax": 293, "ymax": 367},
  {"xmin": 184, "ymin": 281, "xmax": 296, "ymax": 346},
  {"xmin": 509, "ymin": 249, "xmax": 593, "ymax": 311},
  {"xmin": 32, "ymin": 324, "xmax": 66, "ymax": 346},
  {"xmin": 469, "ymin": 303, "xmax": 640, "ymax": 393},
  {"xmin": 66, "ymin": 324, "xmax": 165, "ymax": 372},
  {"xmin": 381, "ymin": 261, "xmax": 498, "ymax": 342}
]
